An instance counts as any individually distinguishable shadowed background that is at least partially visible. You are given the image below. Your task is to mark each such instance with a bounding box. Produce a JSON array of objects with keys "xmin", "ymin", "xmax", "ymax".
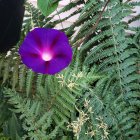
[{"xmin": 0, "ymin": 0, "xmax": 24, "ymax": 53}]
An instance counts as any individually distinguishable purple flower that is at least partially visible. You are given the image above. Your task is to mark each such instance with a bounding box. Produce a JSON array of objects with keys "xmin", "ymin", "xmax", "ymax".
[{"xmin": 19, "ymin": 28, "xmax": 73, "ymax": 75}]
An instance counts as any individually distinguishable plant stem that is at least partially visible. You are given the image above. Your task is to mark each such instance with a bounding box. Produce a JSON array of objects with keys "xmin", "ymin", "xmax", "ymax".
[{"xmin": 76, "ymin": 0, "xmax": 111, "ymax": 47}]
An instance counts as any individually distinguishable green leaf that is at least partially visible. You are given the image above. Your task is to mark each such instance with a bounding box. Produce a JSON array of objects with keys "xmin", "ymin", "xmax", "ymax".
[{"xmin": 37, "ymin": 0, "xmax": 59, "ymax": 17}]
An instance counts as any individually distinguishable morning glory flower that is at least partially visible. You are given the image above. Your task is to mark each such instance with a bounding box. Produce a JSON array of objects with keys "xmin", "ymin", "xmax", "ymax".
[{"xmin": 19, "ymin": 28, "xmax": 73, "ymax": 75}]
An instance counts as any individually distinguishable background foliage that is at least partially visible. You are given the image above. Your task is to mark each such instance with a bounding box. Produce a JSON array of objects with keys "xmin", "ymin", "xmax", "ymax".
[{"xmin": 0, "ymin": 0, "xmax": 140, "ymax": 140}]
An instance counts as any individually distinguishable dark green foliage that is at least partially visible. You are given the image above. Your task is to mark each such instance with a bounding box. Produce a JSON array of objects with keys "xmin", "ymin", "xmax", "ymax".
[{"xmin": 0, "ymin": 0, "xmax": 140, "ymax": 139}]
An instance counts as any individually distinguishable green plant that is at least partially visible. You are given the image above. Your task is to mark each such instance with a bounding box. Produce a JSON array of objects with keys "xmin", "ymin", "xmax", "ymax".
[{"xmin": 0, "ymin": 0, "xmax": 139, "ymax": 139}]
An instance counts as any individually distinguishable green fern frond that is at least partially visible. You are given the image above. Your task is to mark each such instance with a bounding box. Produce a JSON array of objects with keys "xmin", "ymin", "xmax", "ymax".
[{"xmin": 3, "ymin": 88, "xmax": 63, "ymax": 140}]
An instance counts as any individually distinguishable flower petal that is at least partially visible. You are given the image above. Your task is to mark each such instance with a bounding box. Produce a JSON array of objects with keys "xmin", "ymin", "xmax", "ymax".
[{"xmin": 46, "ymin": 56, "xmax": 72, "ymax": 75}]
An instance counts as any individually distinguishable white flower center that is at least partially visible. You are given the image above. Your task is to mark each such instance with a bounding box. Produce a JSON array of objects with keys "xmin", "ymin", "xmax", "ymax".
[{"xmin": 42, "ymin": 53, "xmax": 52, "ymax": 61}]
